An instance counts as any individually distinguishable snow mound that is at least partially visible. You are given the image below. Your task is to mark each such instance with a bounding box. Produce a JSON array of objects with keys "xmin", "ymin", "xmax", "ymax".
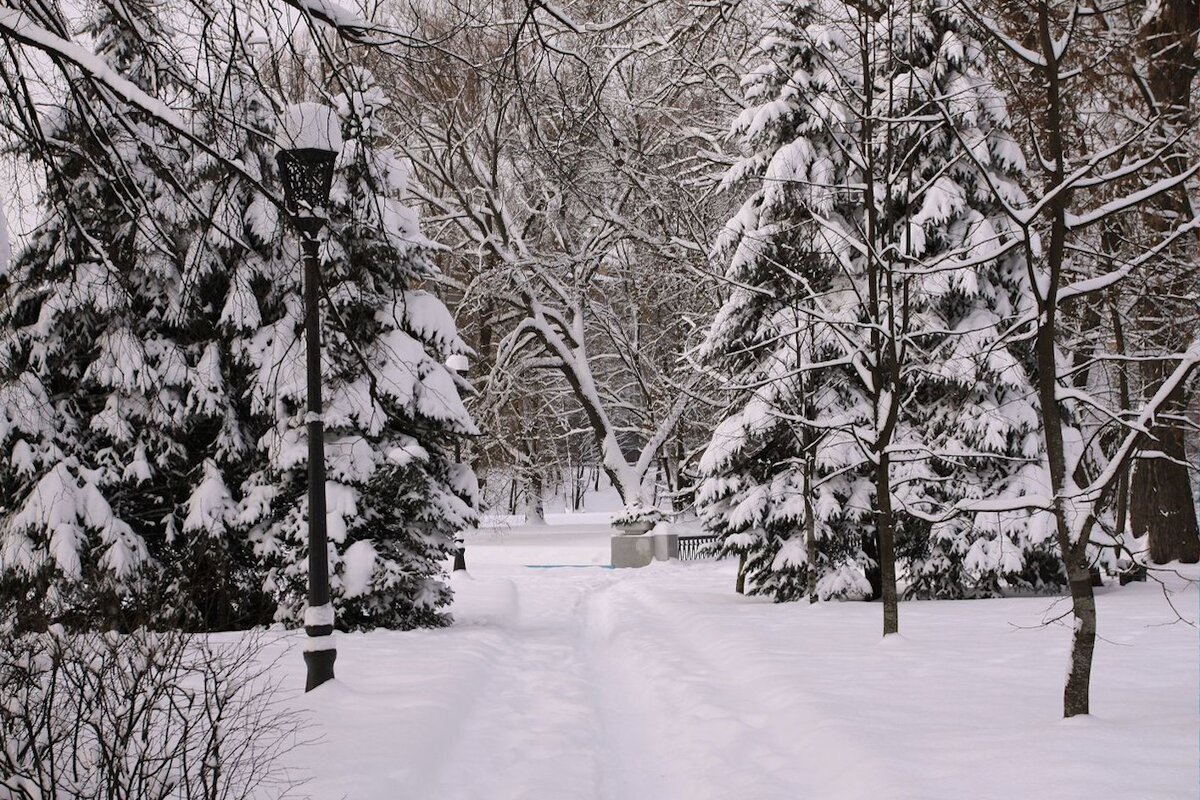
[
  {"xmin": 279, "ymin": 102, "xmax": 342, "ymax": 151},
  {"xmin": 449, "ymin": 572, "xmax": 519, "ymax": 627}
]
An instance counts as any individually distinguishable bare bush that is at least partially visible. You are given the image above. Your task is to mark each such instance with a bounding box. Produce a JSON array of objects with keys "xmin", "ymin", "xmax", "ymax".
[{"xmin": 0, "ymin": 628, "xmax": 306, "ymax": 800}]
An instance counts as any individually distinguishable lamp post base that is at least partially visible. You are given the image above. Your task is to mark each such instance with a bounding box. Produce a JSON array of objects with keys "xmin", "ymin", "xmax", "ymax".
[{"xmin": 304, "ymin": 645, "xmax": 337, "ymax": 692}]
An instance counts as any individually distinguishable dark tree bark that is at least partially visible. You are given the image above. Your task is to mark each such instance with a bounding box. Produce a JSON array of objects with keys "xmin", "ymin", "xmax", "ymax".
[
  {"xmin": 1031, "ymin": 0, "xmax": 1095, "ymax": 717},
  {"xmin": 524, "ymin": 444, "xmax": 545, "ymax": 525},
  {"xmin": 1128, "ymin": 0, "xmax": 1200, "ymax": 560},
  {"xmin": 804, "ymin": 457, "xmax": 819, "ymax": 605},
  {"xmin": 1130, "ymin": 420, "xmax": 1200, "ymax": 563},
  {"xmin": 875, "ymin": 453, "xmax": 899, "ymax": 635},
  {"xmin": 861, "ymin": 531, "xmax": 883, "ymax": 601}
]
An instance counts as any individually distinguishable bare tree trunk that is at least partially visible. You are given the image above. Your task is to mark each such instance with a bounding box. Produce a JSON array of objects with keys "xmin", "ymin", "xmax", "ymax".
[
  {"xmin": 1037, "ymin": 308, "xmax": 1098, "ymax": 718},
  {"xmin": 572, "ymin": 462, "xmax": 586, "ymax": 510},
  {"xmin": 1108, "ymin": 266, "xmax": 1133, "ymax": 554},
  {"xmin": 1129, "ymin": 0, "xmax": 1200, "ymax": 561},
  {"xmin": 524, "ymin": 438, "xmax": 545, "ymax": 525},
  {"xmin": 1131, "ymin": 419, "xmax": 1200, "ymax": 563},
  {"xmin": 856, "ymin": 17, "xmax": 900, "ymax": 627},
  {"xmin": 661, "ymin": 454, "xmax": 681, "ymax": 513},
  {"xmin": 862, "ymin": 532, "xmax": 883, "ymax": 601},
  {"xmin": 876, "ymin": 452, "xmax": 899, "ymax": 635},
  {"xmin": 525, "ymin": 475, "xmax": 545, "ymax": 524},
  {"xmin": 1063, "ymin": 566, "xmax": 1098, "ymax": 716},
  {"xmin": 1035, "ymin": 0, "xmax": 1095, "ymax": 717},
  {"xmin": 805, "ymin": 468, "xmax": 818, "ymax": 605},
  {"xmin": 735, "ymin": 553, "xmax": 747, "ymax": 594}
]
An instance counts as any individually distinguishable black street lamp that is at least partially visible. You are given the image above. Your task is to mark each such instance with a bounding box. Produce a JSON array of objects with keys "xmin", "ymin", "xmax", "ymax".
[
  {"xmin": 446, "ymin": 353, "xmax": 469, "ymax": 572},
  {"xmin": 277, "ymin": 103, "xmax": 341, "ymax": 692}
]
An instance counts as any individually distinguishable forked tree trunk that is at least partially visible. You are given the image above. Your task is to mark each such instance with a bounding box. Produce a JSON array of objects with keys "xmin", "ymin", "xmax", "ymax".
[{"xmin": 1033, "ymin": 0, "xmax": 1097, "ymax": 718}]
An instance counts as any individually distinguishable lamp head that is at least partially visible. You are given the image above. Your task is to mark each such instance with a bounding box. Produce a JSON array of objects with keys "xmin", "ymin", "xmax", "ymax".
[{"xmin": 277, "ymin": 103, "xmax": 342, "ymax": 232}]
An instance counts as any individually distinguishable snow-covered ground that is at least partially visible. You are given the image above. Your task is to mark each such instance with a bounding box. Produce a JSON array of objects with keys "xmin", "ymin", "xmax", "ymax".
[{"xmin": 266, "ymin": 519, "xmax": 1198, "ymax": 799}]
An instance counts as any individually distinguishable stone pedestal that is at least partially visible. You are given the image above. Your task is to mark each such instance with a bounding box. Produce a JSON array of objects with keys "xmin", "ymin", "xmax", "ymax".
[
  {"xmin": 653, "ymin": 532, "xmax": 679, "ymax": 561},
  {"xmin": 611, "ymin": 531, "xmax": 679, "ymax": 567},
  {"xmin": 611, "ymin": 534, "xmax": 655, "ymax": 568}
]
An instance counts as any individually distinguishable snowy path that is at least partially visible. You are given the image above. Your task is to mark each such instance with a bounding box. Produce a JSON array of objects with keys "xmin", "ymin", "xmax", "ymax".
[
  {"xmin": 430, "ymin": 568, "xmax": 836, "ymax": 800},
  {"xmin": 430, "ymin": 571, "xmax": 617, "ymax": 800},
  {"xmin": 281, "ymin": 524, "xmax": 1198, "ymax": 800},
  {"xmin": 589, "ymin": 576, "xmax": 891, "ymax": 800}
]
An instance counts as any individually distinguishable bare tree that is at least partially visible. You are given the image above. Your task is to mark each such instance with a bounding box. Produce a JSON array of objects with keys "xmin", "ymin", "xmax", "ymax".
[
  {"xmin": 367, "ymin": 0, "xmax": 748, "ymax": 514},
  {"xmin": 957, "ymin": 0, "xmax": 1200, "ymax": 716},
  {"xmin": 0, "ymin": 627, "xmax": 307, "ymax": 799}
]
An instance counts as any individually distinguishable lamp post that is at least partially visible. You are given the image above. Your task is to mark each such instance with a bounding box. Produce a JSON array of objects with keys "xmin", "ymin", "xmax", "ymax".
[
  {"xmin": 277, "ymin": 103, "xmax": 341, "ymax": 692},
  {"xmin": 446, "ymin": 353, "xmax": 469, "ymax": 572}
]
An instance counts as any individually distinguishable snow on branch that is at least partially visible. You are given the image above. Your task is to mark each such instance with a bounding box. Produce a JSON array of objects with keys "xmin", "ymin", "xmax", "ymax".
[
  {"xmin": 0, "ymin": 7, "xmax": 286, "ymax": 211},
  {"xmin": 1058, "ymin": 215, "xmax": 1200, "ymax": 301},
  {"xmin": 955, "ymin": 3, "xmax": 1048, "ymax": 68},
  {"xmin": 1065, "ymin": 161, "xmax": 1200, "ymax": 229},
  {"xmin": 0, "ymin": 8, "xmax": 187, "ymax": 132},
  {"xmin": 1075, "ymin": 339, "xmax": 1200, "ymax": 513},
  {"xmin": 280, "ymin": 0, "xmax": 422, "ymax": 46}
]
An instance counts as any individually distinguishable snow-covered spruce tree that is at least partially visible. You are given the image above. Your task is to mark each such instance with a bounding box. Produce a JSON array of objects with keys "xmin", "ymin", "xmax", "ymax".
[
  {"xmin": 167, "ymin": 34, "xmax": 285, "ymax": 630},
  {"xmin": 244, "ymin": 69, "xmax": 477, "ymax": 631},
  {"xmin": 697, "ymin": 0, "xmax": 877, "ymax": 604},
  {"xmin": 0, "ymin": 0, "xmax": 191, "ymax": 631},
  {"xmin": 699, "ymin": 0, "xmax": 1059, "ymax": 609},
  {"xmin": 882, "ymin": 10, "xmax": 1063, "ymax": 600}
]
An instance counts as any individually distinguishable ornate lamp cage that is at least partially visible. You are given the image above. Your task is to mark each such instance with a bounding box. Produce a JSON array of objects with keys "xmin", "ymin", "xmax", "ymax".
[{"xmin": 276, "ymin": 148, "xmax": 337, "ymax": 234}]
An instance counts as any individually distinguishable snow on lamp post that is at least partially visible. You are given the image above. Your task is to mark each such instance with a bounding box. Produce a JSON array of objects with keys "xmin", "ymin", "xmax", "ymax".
[
  {"xmin": 277, "ymin": 103, "xmax": 341, "ymax": 692},
  {"xmin": 446, "ymin": 353, "xmax": 469, "ymax": 572}
]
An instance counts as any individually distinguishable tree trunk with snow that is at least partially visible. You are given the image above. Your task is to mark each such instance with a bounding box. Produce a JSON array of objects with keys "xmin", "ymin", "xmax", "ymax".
[
  {"xmin": 1038, "ymin": 0, "xmax": 1095, "ymax": 716},
  {"xmin": 1036, "ymin": 296, "xmax": 1097, "ymax": 718},
  {"xmin": 525, "ymin": 468, "xmax": 546, "ymax": 525},
  {"xmin": 805, "ymin": 488, "xmax": 818, "ymax": 605},
  {"xmin": 875, "ymin": 452, "xmax": 899, "ymax": 636},
  {"xmin": 1063, "ymin": 566, "xmax": 1098, "ymax": 716},
  {"xmin": 962, "ymin": 0, "xmax": 1200, "ymax": 716}
]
